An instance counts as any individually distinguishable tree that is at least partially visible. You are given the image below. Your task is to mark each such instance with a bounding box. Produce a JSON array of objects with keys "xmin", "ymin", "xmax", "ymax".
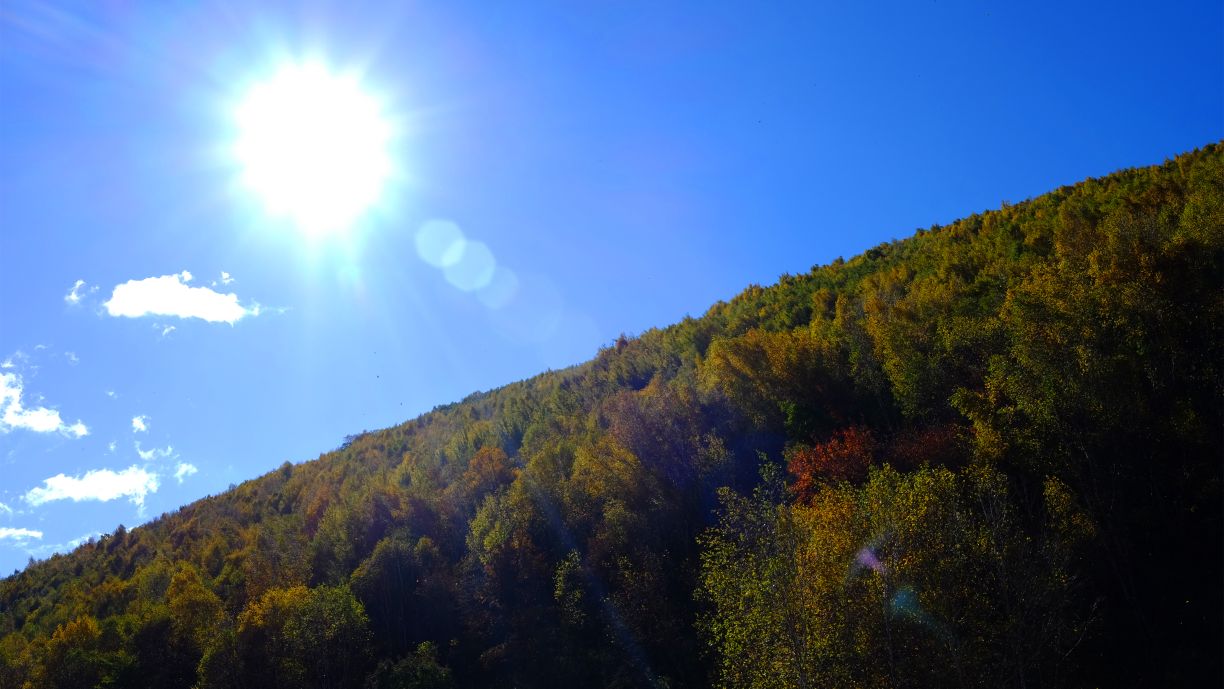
[
  {"xmin": 363, "ymin": 642, "xmax": 455, "ymax": 689},
  {"xmin": 236, "ymin": 584, "xmax": 373, "ymax": 689},
  {"xmin": 700, "ymin": 465, "xmax": 1084, "ymax": 688},
  {"xmin": 787, "ymin": 426, "xmax": 877, "ymax": 500},
  {"xmin": 166, "ymin": 563, "xmax": 224, "ymax": 650}
]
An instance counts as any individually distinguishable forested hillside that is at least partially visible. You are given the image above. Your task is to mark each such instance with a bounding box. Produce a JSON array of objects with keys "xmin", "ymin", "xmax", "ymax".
[{"xmin": 2, "ymin": 144, "xmax": 1220, "ymax": 688}]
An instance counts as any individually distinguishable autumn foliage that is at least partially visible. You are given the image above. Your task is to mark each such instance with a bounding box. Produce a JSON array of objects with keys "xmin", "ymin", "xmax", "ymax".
[
  {"xmin": 787, "ymin": 426, "xmax": 877, "ymax": 500},
  {"xmin": 1, "ymin": 144, "xmax": 1220, "ymax": 689}
]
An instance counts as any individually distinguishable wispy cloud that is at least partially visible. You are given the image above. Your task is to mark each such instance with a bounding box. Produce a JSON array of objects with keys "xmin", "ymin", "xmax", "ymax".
[
  {"xmin": 131, "ymin": 415, "xmax": 149, "ymax": 433},
  {"xmin": 135, "ymin": 441, "xmax": 174, "ymax": 461},
  {"xmin": 63, "ymin": 279, "xmax": 95, "ymax": 305},
  {"xmin": 24, "ymin": 465, "xmax": 159, "ymax": 508},
  {"xmin": 1, "ymin": 351, "xmax": 29, "ymax": 370},
  {"xmin": 0, "ymin": 372, "xmax": 88, "ymax": 437},
  {"xmin": 0, "ymin": 501, "xmax": 13, "ymax": 516},
  {"xmin": 103, "ymin": 271, "xmax": 260, "ymax": 324},
  {"xmin": 19, "ymin": 531, "xmax": 106, "ymax": 563},
  {"xmin": 0, "ymin": 527, "xmax": 42, "ymax": 541},
  {"xmin": 173, "ymin": 462, "xmax": 198, "ymax": 483},
  {"xmin": 65, "ymin": 279, "xmax": 86, "ymax": 304},
  {"xmin": 66, "ymin": 531, "xmax": 104, "ymax": 549},
  {"xmin": 64, "ymin": 351, "xmax": 79, "ymax": 365}
]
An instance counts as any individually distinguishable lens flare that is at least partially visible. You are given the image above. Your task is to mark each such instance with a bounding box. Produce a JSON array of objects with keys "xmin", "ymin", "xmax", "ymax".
[
  {"xmin": 476, "ymin": 266, "xmax": 519, "ymax": 309},
  {"xmin": 415, "ymin": 219, "xmax": 465, "ymax": 267},
  {"xmin": 443, "ymin": 240, "xmax": 496, "ymax": 291}
]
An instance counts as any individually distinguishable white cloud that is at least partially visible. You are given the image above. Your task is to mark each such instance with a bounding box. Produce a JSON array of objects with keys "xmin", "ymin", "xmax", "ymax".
[
  {"xmin": 103, "ymin": 271, "xmax": 259, "ymax": 324},
  {"xmin": 0, "ymin": 372, "xmax": 89, "ymax": 437},
  {"xmin": 161, "ymin": 325, "xmax": 176, "ymax": 337},
  {"xmin": 2, "ymin": 351, "xmax": 29, "ymax": 370},
  {"xmin": 0, "ymin": 501, "xmax": 12, "ymax": 516},
  {"xmin": 64, "ymin": 279, "xmax": 87, "ymax": 304},
  {"xmin": 20, "ymin": 530, "xmax": 105, "ymax": 562},
  {"xmin": 212, "ymin": 271, "xmax": 234, "ymax": 287},
  {"xmin": 64, "ymin": 351, "xmax": 79, "ymax": 365},
  {"xmin": 0, "ymin": 527, "xmax": 42, "ymax": 540},
  {"xmin": 105, "ymin": 390, "xmax": 117, "ymax": 398},
  {"xmin": 67, "ymin": 531, "xmax": 104, "ymax": 548},
  {"xmin": 107, "ymin": 441, "xmax": 116, "ymax": 453},
  {"xmin": 24, "ymin": 465, "xmax": 159, "ymax": 507},
  {"xmin": 131, "ymin": 415, "xmax": 149, "ymax": 433},
  {"xmin": 135, "ymin": 441, "xmax": 174, "ymax": 461},
  {"xmin": 173, "ymin": 462, "xmax": 198, "ymax": 483}
]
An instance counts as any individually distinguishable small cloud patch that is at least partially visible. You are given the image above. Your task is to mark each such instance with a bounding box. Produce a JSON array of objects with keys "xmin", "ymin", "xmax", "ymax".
[
  {"xmin": 21, "ymin": 531, "xmax": 106, "ymax": 561},
  {"xmin": 1, "ymin": 351, "xmax": 29, "ymax": 370},
  {"xmin": 104, "ymin": 271, "xmax": 259, "ymax": 324},
  {"xmin": 0, "ymin": 372, "xmax": 88, "ymax": 438},
  {"xmin": 174, "ymin": 462, "xmax": 199, "ymax": 483},
  {"xmin": 131, "ymin": 415, "xmax": 149, "ymax": 433},
  {"xmin": 24, "ymin": 465, "xmax": 159, "ymax": 508},
  {"xmin": 0, "ymin": 527, "xmax": 42, "ymax": 541},
  {"xmin": 64, "ymin": 280, "xmax": 95, "ymax": 305},
  {"xmin": 135, "ymin": 441, "xmax": 173, "ymax": 461}
]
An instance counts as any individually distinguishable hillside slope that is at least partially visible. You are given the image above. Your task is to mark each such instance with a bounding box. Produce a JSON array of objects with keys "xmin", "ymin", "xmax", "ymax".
[{"xmin": 2, "ymin": 144, "xmax": 1221, "ymax": 689}]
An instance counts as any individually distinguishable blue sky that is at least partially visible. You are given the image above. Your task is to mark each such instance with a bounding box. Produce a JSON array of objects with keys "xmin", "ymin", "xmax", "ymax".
[{"xmin": 0, "ymin": 0, "xmax": 1219, "ymax": 574}]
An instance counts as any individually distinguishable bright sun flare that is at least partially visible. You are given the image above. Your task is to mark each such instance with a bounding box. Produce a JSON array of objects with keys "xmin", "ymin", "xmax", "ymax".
[{"xmin": 233, "ymin": 63, "xmax": 393, "ymax": 235}]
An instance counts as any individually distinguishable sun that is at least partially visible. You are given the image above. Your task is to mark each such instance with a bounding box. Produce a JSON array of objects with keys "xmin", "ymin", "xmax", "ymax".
[{"xmin": 232, "ymin": 62, "xmax": 394, "ymax": 235}]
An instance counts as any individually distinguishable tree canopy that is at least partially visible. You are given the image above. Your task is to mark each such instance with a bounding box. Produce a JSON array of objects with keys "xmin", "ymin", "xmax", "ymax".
[{"xmin": 2, "ymin": 143, "xmax": 1220, "ymax": 688}]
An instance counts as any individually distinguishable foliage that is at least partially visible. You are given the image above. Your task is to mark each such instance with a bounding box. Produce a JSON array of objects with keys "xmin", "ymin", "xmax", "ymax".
[{"xmin": 0, "ymin": 143, "xmax": 1219, "ymax": 688}]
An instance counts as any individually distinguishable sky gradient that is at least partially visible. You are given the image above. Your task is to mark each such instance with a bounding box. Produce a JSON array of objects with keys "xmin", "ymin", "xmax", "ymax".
[{"xmin": 1, "ymin": 0, "xmax": 1220, "ymax": 574}]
